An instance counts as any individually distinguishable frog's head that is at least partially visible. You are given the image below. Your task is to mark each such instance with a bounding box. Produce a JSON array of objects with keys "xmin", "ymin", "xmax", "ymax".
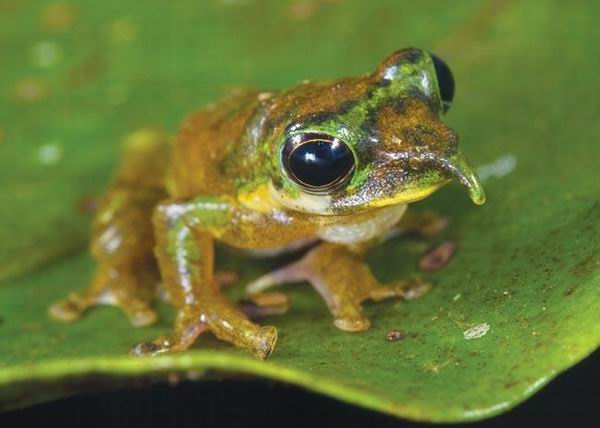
[{"xmin": 269, "ymin": 48, "xmax": 486, "ymax": 215}]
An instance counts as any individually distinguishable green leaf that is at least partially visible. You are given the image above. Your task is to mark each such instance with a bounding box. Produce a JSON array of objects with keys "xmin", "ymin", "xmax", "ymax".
[{"xmin": 0, "ymin": 0, "xmax": 598, "ymax": 422}]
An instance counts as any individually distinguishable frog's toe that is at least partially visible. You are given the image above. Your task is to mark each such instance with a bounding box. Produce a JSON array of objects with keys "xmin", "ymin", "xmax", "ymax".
[
  {"xmin": 250, "ymin": 291, "xmax": 289, "ymax": 307},
  {"xmin": 48, "ymin": 292, "xmax": 96, "ymax": 322},
  {"xmin": 113, "ymin": 294, "xmax": 158, "ymax": 327},
  {"xmin": 368, "ymin": 279, "xmax": 431, "ymax": 302},
  {"xmin": 333, "ymin": 302, "xmax": 371, "ymax": 332},
  {"xmin": 130, "ymin": 337, "xmax": 172, "ymax": 357},
  {"xmin": 396, "ymin": 279, "xmax": 431, "ymax": 300},
  {"xmin": 251, "ymin": 325, "xmax": 278, "ymax": 360},
  {"xmin": 131, "ymin": 310, "xmax": 209, "ymax": 357},
  {"xmin": 334, "ymin": 316, "xmax": 371, "ymax": 332},
  {"xmin": 239, "ymin": 292, "xmax": 290, "ymax": 320},
  {"xmin": 245, "ymin": 261, "xmax": 306, "ymax": 296},
  {"xmin": 130, "ymin": 326, "xmax": 207, "ymax": 357},
  {"xmin": 48, "ymin": 300, "xmax": 81, "ymax": 322},
  {"xmin": 123, "ymin": 304, "xmax": 158, "ymax": 327}
]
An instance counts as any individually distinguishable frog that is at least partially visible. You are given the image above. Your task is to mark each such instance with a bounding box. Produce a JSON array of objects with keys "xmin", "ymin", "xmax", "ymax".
[{"xmin": 49, "ymin": 48, "xmax": 485, "ymax": 359}]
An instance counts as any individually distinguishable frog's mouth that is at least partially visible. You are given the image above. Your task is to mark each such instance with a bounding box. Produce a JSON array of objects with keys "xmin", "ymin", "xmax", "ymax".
[
  {"xmin": 343, "ymin": 151, "xmax": 485, "ymax": 213},
  {"xmin": 344, "ymin": 152, "xmax": 485, "ymax": 213},
  {"xmin": 434, "ymin": 152, "xmax": 486, "ymax": 205}
]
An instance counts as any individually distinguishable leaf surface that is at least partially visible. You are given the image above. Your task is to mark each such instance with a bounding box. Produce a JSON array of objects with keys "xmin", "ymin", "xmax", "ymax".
[{"xmin": 0, "ymin": 0, "xmax": 598, "ymax": 422}]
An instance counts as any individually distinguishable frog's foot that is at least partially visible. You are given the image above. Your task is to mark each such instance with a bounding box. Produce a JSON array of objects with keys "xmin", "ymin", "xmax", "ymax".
[
  {"xmin": 131, "ymin": 297, "xmax": 278, "ymax": 360},
  {"xmin": 130, "ymin": 310, "xmax": 207, "ymax": 357},
  {"xmin": 239, "ymin": 292, "xmax": 290, "ymax": 320},
  {"xmin": 246, "ymin": 243, "xmax": 431, "ymax": 332},
  {"xmin": 49, "ymin": 269, "xmax": 158, "ymax": 327},
  {"xmin": 49, "ymin": 289, "xmax": 157, "ymax": 327}
]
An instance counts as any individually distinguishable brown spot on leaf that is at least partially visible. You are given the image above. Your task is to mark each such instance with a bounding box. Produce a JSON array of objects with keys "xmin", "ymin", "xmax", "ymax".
[
  {"xmin": 12, "ymin": 78, "xmax": 50, "ymax": 104},
  {"xmin": 569, "ymin": 254, "xmax": 600, "ymax": 278},
  {"xmin": 287, "ymin": 0, "xmax": 318, "ymax": 21},
  {"xmin": 68, "ymin": 52, "xmax": 106, "ymax": 87},
  {"xmin": 40, "ymin": 2, "xmax": 79, "ymax": 33},
  {"xmin": 386, "ymin": 330, "xmax": 405, "ymax": 342},
  {"xmin": 419, "ymin": 241, "xmax": 456, "ymax": 272}
]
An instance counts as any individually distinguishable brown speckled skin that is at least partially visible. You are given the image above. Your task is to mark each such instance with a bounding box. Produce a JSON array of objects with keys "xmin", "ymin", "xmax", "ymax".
[{"xmin": 49, "ymin": 49, "xmax": 484, "ymax": 359}]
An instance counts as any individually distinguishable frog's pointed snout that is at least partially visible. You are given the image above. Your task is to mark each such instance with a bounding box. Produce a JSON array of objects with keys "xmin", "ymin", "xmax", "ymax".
[{"xmin": 436, "ymin": 152, "xmax": 486, "ymax": 205}]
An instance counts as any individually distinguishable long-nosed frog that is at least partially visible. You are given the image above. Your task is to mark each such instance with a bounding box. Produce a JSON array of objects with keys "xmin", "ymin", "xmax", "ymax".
[{"xmin": 50, "ymin": 48, "xmax": 485, "ymax": 359}]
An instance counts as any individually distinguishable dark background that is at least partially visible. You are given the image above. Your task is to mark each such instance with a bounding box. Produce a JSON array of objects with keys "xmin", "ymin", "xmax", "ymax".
[{"xmin": 1, "ymin": 350, "xmax": 597, "ymax": 428}]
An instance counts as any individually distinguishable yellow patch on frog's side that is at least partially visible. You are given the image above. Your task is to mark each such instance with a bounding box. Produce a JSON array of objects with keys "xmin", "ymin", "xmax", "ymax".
[
  {"xmin": 268, "ymin": 182, "xmax": 333, "ymax": 215},
  {"xmin": 238, "ymin": 184, "xmax": 283, "ymax": 214}
]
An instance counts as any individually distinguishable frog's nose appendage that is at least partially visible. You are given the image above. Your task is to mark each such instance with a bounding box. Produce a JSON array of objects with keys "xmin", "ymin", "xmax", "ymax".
[{"xmin": 437, "ymin": 152, "xmax": 486, "ymax": 205}]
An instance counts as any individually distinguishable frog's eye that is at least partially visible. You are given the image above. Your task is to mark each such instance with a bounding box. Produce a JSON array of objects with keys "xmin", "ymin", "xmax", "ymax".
[
  {"xmin": 282, "ymin": 133, "xmax": 355, "ymax": 194},
  {"xmin": 430, "ymin": 53, "xmax": 455, "ymax": 113}
]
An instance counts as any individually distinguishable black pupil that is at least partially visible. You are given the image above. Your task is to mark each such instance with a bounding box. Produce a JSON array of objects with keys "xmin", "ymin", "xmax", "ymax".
[
  {"xmin": 430, "ymin": 53, "xmax": 455, "ymax": 113},
  {"xmin": 287, "ymin": 138, "xmax": 354, "ymax": 189}
]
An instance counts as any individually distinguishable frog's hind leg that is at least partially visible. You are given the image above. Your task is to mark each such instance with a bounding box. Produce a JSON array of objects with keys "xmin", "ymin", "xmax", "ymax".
[
  {"xmin": 49, "ymin": 255, "xmax": 160, "ymax": 327},
  {"xmin": 49, "ymin": 130, "xmax": 169, "ymax": 327},
  {"xmin": 246, "ymin": 242, "xmax": 430, "ymax": 332}
]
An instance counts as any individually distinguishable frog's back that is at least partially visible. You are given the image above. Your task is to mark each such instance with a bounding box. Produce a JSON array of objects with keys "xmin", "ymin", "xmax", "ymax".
[{"xmin": 167, "ymin": 90, "xmax": 263, "ymax": 199}]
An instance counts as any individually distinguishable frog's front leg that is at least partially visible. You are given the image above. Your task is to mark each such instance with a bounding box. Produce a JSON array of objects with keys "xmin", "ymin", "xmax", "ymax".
[
  {"xmin": 247, "ymin": 242, "xmax": 430, "ymax": 332},
  {"xmin": 131, "ymin": 197, "xmax": 277, "ymax": 359}
]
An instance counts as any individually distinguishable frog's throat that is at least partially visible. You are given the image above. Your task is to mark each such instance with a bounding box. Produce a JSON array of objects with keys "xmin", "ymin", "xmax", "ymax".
[{"xmin": 436, "ymin": 152, "xmax": 486, "ymax": 205}]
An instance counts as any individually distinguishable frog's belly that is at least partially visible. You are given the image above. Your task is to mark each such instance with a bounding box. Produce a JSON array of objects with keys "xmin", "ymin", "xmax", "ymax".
[
  {"xmin": 246, "ymin": 204, "xmax": 407, "ymax": 257},
  {"xmin": 317, "ymin": 204, "xmax": 407, "ymax": 245},
  {"xmin": 245, "ymin": 237, "xmax": 318, "ymax": 257}
]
